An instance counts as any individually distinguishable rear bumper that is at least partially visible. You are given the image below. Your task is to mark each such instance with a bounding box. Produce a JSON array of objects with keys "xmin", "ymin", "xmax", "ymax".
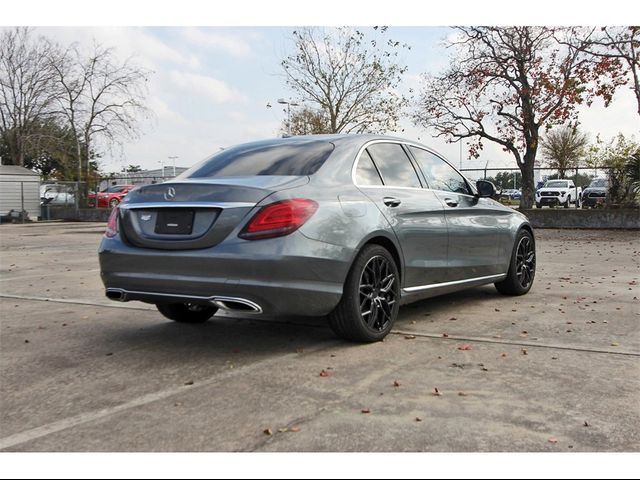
[{"xmin": 99, "ymin": 232, "xmax": 351, "ymax": 317}]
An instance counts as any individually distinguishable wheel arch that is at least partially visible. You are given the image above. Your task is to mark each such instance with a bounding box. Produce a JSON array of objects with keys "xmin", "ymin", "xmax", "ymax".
[{"xmin": 352, "ymin": 232, "xmax": 404, "ymax": 285}]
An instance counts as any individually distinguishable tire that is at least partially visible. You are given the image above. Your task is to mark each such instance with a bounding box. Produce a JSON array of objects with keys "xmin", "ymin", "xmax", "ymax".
[
  {"xmin": 109, "ymin": 198, "xmax": 120, "ymax": 208},
  {"xmin": 328, "ymin": 244, "xmax": 400, "ymax": 342},
  {"xmin": 563, "ymin": 196, "xmax": 570, "ymax": 208},
  {"xmin": 536, "ymin": 203, "xmax": 541, "ymax": 209},
  {"xmin": 495, "ymin": 229, "xmax": 536, "ymax": 296},
  {"xmin": 156, "ymin": 303, "xmax": 218, "ymax": 323}
]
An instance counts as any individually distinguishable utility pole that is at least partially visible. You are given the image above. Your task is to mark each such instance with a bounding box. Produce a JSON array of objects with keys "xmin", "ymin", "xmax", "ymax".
[
  {"xmin": 168, "ymin": 156, "xmax": 178, "ymax": 177},
  {"xmin": 277, "ymin": 98, "xmax": 299, "ymax": 136}
]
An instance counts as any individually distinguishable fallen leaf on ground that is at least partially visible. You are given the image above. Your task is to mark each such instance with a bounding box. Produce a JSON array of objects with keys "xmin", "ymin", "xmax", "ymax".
[
  {"xmin": 393, "ymin": 380, "xmax": 401, "ymax": 387},
  {"xmin": 458, "ymin": 344, "xmax": 472, "ymax": 351},
  {"xmin": 415, "ymin": 417, "xmax": 423, "ymax": 422},
  {"xmin": 521, "ymin": 348, "xmax": 528, "ymax": 355},
  {"xmin": 263, "ymin": 428, "xmax": 273, "ymax": 436},
  {"xmin": 319, "ymin": 370, "xmax": 331, "ymax": 377},
  {"xmin": 184, "ymin": 380, "xmax": 194, "ymax": 386},
  {"xmin": 404, "ymin": 335, "xmax": 416, "ymax": 340},
  {"xmin": 458, "ymin": 392, "xmax": 467, "ymax": 396},
  {"xmin": 432, "ymin": 388, "xmax": 442, "ymax": 396},
  {"xmin": 584, "ymin": 421, "xmax": 590, "ymax": 427},
  {"xmin": 278, "ymin": 428, "xmax": 288, "ymax": 433},
  {"xmin": 611, "ymin": 342, "xmax": 619, "ymax": 347},
  {"xmin": 290, "ymin": 427, "xmax": 301, "ymax": 433},
  {"xmin": 442, "ymin": 333, "xmax": 449, "ymax": 338},
  {"xmin": 501, "ymin": 353, "xmax": 507, "ymax": 358},
  {"xmin": 548, "ymin": 437, "xmax": 558, "ymax": 444},
  {"xmin": 361, "ymin": 408, "xmax": 371, "ymax": 414}
]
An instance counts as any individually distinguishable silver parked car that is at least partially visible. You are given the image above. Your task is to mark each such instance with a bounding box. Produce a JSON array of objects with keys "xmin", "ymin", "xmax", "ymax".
[{"xmin": 99, "ymin": 135, "xmax": 536, "ymax": 342}]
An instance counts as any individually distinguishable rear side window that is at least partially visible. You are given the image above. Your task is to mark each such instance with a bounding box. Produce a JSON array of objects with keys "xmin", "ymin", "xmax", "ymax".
[
  {"xmin": 183, "ymin": 141, "xmax": 335, "ymax": 178},
  {"xmin": 366, "ymin": 143, "xmax": 421, "ymax": 188},
  {"xmin": 354, "ymin": 150, "xmax": 384, "ymax": 186},
  {"xmin": 409, "ymin": 146, "xmax": 471, "ymax": 195}
]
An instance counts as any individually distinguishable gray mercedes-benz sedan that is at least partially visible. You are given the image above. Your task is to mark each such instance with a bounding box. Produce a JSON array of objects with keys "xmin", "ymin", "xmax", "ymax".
[{"xmin": 99, "ymin": 134, "xmax": 536, "ymax": 342}]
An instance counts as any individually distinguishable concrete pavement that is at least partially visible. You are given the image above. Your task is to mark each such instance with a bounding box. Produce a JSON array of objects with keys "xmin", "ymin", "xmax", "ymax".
[{"xmin": 0, "ymin": 223, "xmax": 638, "ymax": 451}]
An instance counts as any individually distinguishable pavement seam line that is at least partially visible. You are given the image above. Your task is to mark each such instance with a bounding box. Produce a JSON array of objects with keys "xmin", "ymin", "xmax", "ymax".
[
  {"xmin": 0, "ymin": 340, "xmax": 341, "ymax": 451},
  {"xmin": 0, "ymin": 293, "xmax": 153, "ymax": 311},
  {"xmin": 390, "ymin": 329, "xmax": 640, "ymax": 357},
  {"xmin": 2, "ymin": 294, "xmax": 635, "ymax": 356}
]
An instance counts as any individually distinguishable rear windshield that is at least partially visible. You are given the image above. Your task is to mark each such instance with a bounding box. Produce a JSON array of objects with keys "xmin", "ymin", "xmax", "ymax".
[
  {"xmin": 589, "ymin": 178, "xmax": 607, "ymax": 188},
  {"xmin": 182, "ymin": 141, "xmax": 335, "ymax": 178}
]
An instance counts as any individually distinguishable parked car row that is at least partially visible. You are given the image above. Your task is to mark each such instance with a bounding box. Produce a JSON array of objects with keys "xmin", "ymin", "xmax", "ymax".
[{"xmin": 41, "ymin": 183, "xmax": 135, "ymax": 208}]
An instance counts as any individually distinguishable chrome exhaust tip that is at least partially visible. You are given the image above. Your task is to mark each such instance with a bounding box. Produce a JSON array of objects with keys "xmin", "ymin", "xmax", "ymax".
[
  {"xmin": 106, "ymin": 288, "xmax": 128, "ymax": 302},
  {"xmin": 211, "ymin": 296, "xmax": 262, "ymax": 314}
]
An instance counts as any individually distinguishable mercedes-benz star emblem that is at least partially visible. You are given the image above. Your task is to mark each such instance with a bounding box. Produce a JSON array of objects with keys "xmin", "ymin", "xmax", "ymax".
[{"xmin": 164, "ymin": 187, "xmax": 176, "ymax": 201}]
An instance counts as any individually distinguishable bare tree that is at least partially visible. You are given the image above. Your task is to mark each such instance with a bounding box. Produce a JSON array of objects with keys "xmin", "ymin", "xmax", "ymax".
[
  {"xmin": 414, "ymin": 27, "xmax": 626, "ymax": 209},
  {"xmin": 282, "ymin": 27, "xmax": 409, "ymax": 134},
  {"xmin": 285, "ymin": 106, "xmax": 332, "ymax": 136},
  {"xmin": 49, "ymin": 43, "xmax": 151, "ymax": 197},
  {"xmin": 0, "ymin": 28, "xmax": 60, "ymax": 166},
  {"xmin": 540, "ymin": 125, "xmax": 589, "ymax": 178}
]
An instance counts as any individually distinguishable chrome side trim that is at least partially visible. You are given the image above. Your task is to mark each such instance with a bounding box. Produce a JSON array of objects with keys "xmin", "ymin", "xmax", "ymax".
[
  {"xmin": 119, "ymin": 201, "xmax": 255, "ymax": 210},
  {"xmin": 350, "ymin": 139, "xmax": 476, "ymax": 197},
  {"xmin": 403, "ymin": 273, "xmax": 507, "ymax": 293}
]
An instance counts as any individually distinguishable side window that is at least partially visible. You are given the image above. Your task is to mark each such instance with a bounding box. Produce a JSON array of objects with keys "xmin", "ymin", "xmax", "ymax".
[
  {"xmin": 354, "ymin": 150, "xmax": 384, "ymax": 186},
  {"xmin": 409, "ymin": 146, "xmax": 471, "ymax": 195},
  {"xmin": 366, "ymin": 143, "xmax": 421, "ymax": 188}
]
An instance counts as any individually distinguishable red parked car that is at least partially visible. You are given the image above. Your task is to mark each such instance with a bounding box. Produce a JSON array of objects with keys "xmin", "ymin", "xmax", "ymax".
[{"xmin": 89, "ymin": 185, "xmax": 134, "ymax": 208}]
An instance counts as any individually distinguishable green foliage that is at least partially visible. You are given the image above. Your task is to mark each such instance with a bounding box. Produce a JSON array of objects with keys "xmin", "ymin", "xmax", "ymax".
[
  {"xmin": 590, "ymin": 133, "xmax": 640, "ymax": 206},
  {"xmin": 540, "ymin": 125, "xmax": 589, "ymax": 178}
]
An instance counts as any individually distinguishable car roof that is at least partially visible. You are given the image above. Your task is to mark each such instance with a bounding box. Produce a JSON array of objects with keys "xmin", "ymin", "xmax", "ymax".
[{"xmin": 223, "ymin": 133, "xmax": 430, "ymax": 151}]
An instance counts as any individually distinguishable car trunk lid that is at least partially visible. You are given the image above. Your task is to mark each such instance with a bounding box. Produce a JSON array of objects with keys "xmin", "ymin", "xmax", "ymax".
[{"xmin": 118, "ymin": 176, "xmax": 308, "ymax": 250}]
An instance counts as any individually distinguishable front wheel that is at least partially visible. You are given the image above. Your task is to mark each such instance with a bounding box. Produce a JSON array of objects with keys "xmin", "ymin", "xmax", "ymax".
[
  {"xmin": 156, "ymin": 303, "xmax": 218, "ymax": 323},
  {"xmin": 109, "ymin": 198, "xmax": 120, "ymax": 208},
  {"xmin": 563, "ymin": 196, "xmax": 570, "ymax": 208},
  {"xmin": 329, "ymin": 244, "xmax": 400, "ymax": 342},
  {"xmin": 495, "ymin": 229, "xmax": 536, "ymax": 296}
]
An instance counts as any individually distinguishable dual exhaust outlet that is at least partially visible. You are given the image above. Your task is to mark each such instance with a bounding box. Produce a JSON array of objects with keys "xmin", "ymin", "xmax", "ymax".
[{"xmin": 105, "ymin": 288, "xmax": 262, "ymax": 314}]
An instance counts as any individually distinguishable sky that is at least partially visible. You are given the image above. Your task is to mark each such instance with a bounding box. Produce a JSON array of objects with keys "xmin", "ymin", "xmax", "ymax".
[{"xmin": 3, "ymin": 3, "xmax": 640, "ymax": 176}]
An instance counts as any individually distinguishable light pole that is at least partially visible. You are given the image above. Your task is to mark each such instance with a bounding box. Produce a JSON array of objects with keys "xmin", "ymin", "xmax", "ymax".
[
  {"xmin": 277, "ymin": 98, "xmax": 299, "ymax": 136},
  {"xmin": 158, "ymin": 159, "xmax": 165, "ymax": 180},
  {"xmin": 168, "ymin": 156, "xmax": 178, "ymax": 177}
]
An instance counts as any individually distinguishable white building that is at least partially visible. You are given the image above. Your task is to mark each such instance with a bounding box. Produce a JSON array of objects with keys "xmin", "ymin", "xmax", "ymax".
[{"xmin": 0, "ymin": 165, "xmax": 41, "ymax": 221}]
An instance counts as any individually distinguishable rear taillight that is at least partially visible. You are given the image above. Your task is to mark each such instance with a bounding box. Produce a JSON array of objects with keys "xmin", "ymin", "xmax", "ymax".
[
  {"xmin": 239, "ymin": 199, "xmax": 318, "ymax": 240},
  {"xmin": 105, "ymin": 206, "xmax": 119, "ymax": 238}
]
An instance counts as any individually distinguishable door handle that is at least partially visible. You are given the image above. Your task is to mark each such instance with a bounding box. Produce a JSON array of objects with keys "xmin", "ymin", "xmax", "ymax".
[
  {"xmin": 444, "ymin": 197, "xmax": 459, "ymax": 207},
  {"xmin": 383, "ymin": 197, "xmax": 401, "ymax": 207}
]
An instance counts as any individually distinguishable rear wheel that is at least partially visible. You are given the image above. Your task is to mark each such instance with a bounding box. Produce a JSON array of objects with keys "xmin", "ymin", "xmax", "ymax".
[
  {"xmin": 156, "ymin": 303, "xmax": 218, "ymax": 323},
  {"xmin": 329, "ymin": 244, "xmax": 400, "ymax": 342},
  {"xmin": 495, "ymin": 229, "xmax": 536, "ymax": 296},
  {"xmin": 536, "ymin": 203, "xmax": 541, "ymax": 208}
]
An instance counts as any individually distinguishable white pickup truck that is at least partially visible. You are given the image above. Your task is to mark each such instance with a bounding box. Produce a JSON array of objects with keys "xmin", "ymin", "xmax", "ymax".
[{"xmin": 535, "ymin": 179, "xmax": 582, "ymax": 208}]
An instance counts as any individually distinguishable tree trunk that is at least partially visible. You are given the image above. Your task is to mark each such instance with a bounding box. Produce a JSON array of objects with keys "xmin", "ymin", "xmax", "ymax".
[{"xmin": 519, "ymin": 145, "xmax": 538, "ymax": 210}]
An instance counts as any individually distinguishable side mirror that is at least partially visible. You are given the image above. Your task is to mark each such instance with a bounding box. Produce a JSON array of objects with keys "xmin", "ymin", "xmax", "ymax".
[{"xmin": 476, "ymin": 180, "xmax": 496, "ymax": 198}]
